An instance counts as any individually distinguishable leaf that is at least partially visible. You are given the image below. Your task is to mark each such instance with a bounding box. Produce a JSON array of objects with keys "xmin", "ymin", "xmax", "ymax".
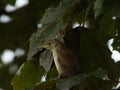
[
  {"xmin": 56, "ymin": 68, "xmax": 108, "ymax": 90},
  {"xmin": 112, "ymin": 36, "xmax": 120, "ymax": 52},
  {"xmin": 108, "ymin": 61, "xmax": 120, "ymax": 82},
  {"xmin": 5, "ymin": 0, "xmax": 16, "ymax": 5},
  {"xmin": 103, "ymin": 0, "xmax": 120, "ymax": 17},
  {"xmin": 30, "ymin": 80, "xmax": 59, "ymax": 90},
  {"xmin": 100, "ymin": 0, "xmax": 120, "ymax": 37},
  {"xmin": 28, "ymin": 68, "xmax": 108, "ymax": 90},
  {"xmin": 27, "ymin": 0, "xmax": 80, "ymax": 59},
  {"xmin": 112, "ymin": 17, "xmax": 120, "ymax": 51},
  {"xmin": 39, "ymin": 50, "xmax": 53, "ymax": 72},
  {"xmin": 101, "ymin": 16, "xmax": 116, "ymax": 37},
  {"xmin": 27, "ymin": 0, "xmax": 80, "ymax": 72},
  {"xmin": 64, "ymin": 27, "xmax": 114, "ymax": 72},
  {"xmin": 46, "ymin": 65, "xmax": 58, "ymax": 80},
  {"xmin": 11, "ymin": 60, "xmax": 45, "ymax": 90},
  {"xmin": 101, "ymin": 0, "xmax": 120, "ymax": 52},
  {"xmin": 94, "ymin": 0, "xmax": 104, "ymax": 18}
]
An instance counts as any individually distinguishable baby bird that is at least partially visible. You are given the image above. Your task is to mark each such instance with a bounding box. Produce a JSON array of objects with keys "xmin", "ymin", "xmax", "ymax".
[{"xmin": 40, "ymin": 39, "xmax": 80, "ymax": 78}]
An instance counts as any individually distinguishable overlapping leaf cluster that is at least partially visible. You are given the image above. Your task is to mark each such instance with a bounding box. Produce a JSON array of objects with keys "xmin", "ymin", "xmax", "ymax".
[{"xmin": 12, "ymin": 0, "xmax": 120, "ymax": 90}]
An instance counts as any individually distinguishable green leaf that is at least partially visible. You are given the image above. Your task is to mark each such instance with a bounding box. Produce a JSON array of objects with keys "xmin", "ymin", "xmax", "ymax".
[
  {"xmin": 108, "ymin": 61, "xmax": 120, "ymax": 82},
  {"xmin": 112, "ymin": 17, "xmax": 120, "ymax": 51},
  {"xmin": 4, "ymin": 0, "xmax": 16, "ymax": 5},
  {"xmin": 39, "ymin": 50, "xmax": 53, "ymax": 72},
  {"xmin": 103, "ymin": 0, "xmax": 120, "ymax": 17},
  {"xmin": 64, "ymin": 27, "xmax": 114, "ymax": 72},
  {"xmin": 11, "ymin": 60, "xmax": 45, "ymax": 90},
  {"xmin": 112, "ymin": 36, "xmax": 120, "ymax": 52},
  {"xmin": 27, "ymin": 0, "xmax": 80, "ymax": 72},
  {"xmin": 94, "ymin": 0, "xmax": 104, "ymax": 18},
  {"xmin": 56, "ymin": 68, "xmax": 108, "ymax": 90},
  {"xmin": 46, "ymin": 65, "xmax": 58, "ymax": 80},
  {"xmin": 30, "ymin": 80, "xmax": 59, "ymax": 90},
  {"xmin": 100, "ymin": 0, "xmax": 120, "ymax": 37},
  {"xmin": 28, "ymin": 68, "xmax": 108, "ymax": 90},
  {"xmin": 101, "ymin": 15, "xmax": 116, "ymax": 37}
]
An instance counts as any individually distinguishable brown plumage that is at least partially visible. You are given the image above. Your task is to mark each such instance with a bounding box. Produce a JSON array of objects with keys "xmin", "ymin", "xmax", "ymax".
[{"xmin": 40, "ymin": 39, "xmax": 80, "ymax": 78}]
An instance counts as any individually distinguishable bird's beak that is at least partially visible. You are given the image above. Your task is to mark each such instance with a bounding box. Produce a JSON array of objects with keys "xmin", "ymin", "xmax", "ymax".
[{"xmin": 39, "ymin": 44, "xmax": 49, "ymax": 49}]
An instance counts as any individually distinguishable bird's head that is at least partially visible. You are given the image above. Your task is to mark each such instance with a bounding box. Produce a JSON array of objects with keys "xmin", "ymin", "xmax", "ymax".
[{"xmin": 40, "ymin": 39, "xmax": 64, "ymax": 50}]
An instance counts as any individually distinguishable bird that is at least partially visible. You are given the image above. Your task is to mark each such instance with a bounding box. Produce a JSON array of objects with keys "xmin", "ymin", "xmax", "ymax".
[{"xmin": 40, "ymin": 39, "xmax": 80, "ymax": 78}]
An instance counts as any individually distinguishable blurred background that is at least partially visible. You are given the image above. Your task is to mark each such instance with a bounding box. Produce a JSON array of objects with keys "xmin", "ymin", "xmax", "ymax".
[{"xmin": 0, "ymin": 0, "xmax": 44, "ymax": 89}]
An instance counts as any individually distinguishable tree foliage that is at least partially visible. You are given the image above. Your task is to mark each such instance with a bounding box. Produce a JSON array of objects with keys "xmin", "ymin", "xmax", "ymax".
[{"xmin": 0, "ymin": 0, "xmax": 120, "ymax": 90}]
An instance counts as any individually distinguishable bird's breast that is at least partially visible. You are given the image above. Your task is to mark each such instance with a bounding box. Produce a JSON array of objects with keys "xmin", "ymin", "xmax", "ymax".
[{"xmin": 52, "ymin": 49, "xmax": 63, "ymax": 74}]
